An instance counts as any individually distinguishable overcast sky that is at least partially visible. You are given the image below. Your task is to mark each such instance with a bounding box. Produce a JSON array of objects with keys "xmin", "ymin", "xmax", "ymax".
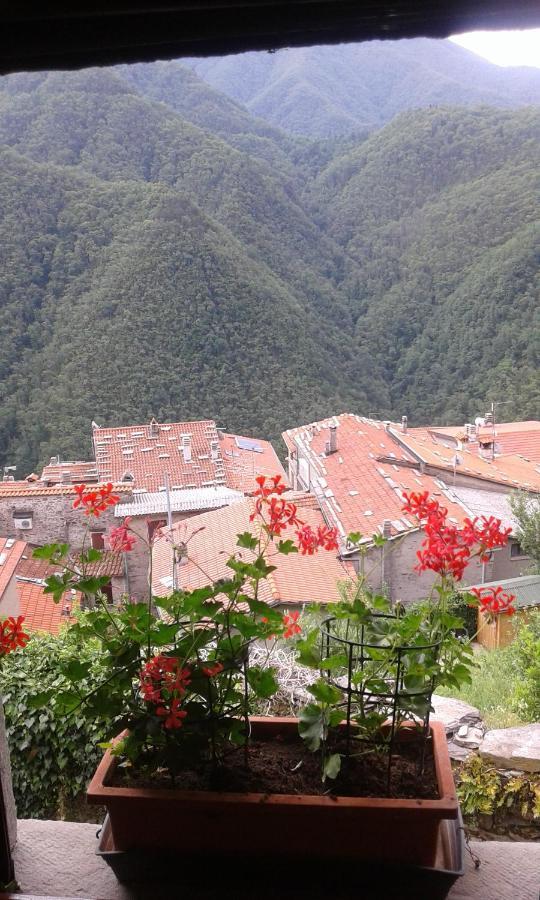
[{"xmin": 450, "ymin": 29, "xmax": 540, "ymax": 68}]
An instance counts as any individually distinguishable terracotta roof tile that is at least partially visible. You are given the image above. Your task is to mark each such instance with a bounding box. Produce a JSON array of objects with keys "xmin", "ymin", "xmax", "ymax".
[
  {"xmin": 40, "ymin": 460, "xmax": 99, "ymax": 485},
  {"xmin": 411, "ymin": 421, "xmax": 540, "ymax": 464},
  {"xmin": 283, "ymin": 414, "xmax": 467, "ymax": 540},
  {"xmin": 0, "ymin": 481, "xmax": 132, "ymax": 498},
  {"xmin": 92, "ymin": 419, "xmax": 286, "ymax": 495},
  {"xmin": 17, "ymin": 579, "xmax": 78, "ymax": 634},
  {"xmin": 390, "ymin": 427, "xmax": 540, "ymax": 493},
  {"xmin": 152, "ymin": 495, "xmax": 352, "ymax": 607},
  {"xmin": 81, "ymin": 550, "xmax": 124, "ymax": 578}
]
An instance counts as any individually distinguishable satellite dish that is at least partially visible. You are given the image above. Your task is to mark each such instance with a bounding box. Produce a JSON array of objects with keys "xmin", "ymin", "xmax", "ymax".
[
  {"xmin": 474, "ymin": 417, "xmax": 485, "ymax": 427},
  {"xmin": 91, "ymin": 421, "xmax": 100, "ymax": 430}
]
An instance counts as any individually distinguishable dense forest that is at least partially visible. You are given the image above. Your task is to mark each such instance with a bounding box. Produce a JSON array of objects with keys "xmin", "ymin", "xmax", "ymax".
[
  {"xmin": 186, "ymin": 38, "xmax": 540, "ymax": 137},
  {"xmin": 0, "ymin": 40, "xmax": 538, "ymax": 474}
]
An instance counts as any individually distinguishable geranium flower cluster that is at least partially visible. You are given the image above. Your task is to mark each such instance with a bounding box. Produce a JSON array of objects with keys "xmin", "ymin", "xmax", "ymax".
[
  {"xmin": 140, "ymin": 655, "xmax": 191, "ymax": 730},
  {"xmin": 251, "ymin": 475, "xmax": 302, "ymax": 537},
  {"xmin": 109, "ymin": 517, "xmax": 136, "ymax": 552},
  {"xmin": 0, "ymin": 616, "xmax": 29, "ymax": 655},
  {"xmin": 73, "ymin": 483, "xmax": 120, "ymax": 517},
  {"xmin": 296, "ymin": 524, "xmax": 339, "ymax": 555},
  {"xmin": 402, "ymin": 491, "xmax": 512, "ymax": 581},
  {"xmin": 252, "ymin": 475, "xmax": 339, "ymax": 553},
  {"xmin": 470, "ymin": 586, "xmax": 516, "ymax": 622},
  {"xmin": 283, "ymin": 610, "xmax": 301, "ymax": 639}
]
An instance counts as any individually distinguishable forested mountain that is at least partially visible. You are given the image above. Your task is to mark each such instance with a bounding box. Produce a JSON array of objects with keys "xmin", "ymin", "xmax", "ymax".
[
  {"xmin": 186, "ymin": 39, "xmax": 540, "ymax": 137},
  {"xmin": 0, "ymin": 55, "xmax": 538, "ymax": 474}
]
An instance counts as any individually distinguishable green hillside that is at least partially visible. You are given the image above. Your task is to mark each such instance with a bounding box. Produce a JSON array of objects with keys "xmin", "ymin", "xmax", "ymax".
[
  {"xmin": 309, "ymin": 107, "xmax": 540, "ymax": 422},
  {"xmin": 186, "ymin": 39, "xmax": 540, "ymax": 137},
  {"xmin": 0, "ymin": 63, "xmax": 538, "ymax": 474}
]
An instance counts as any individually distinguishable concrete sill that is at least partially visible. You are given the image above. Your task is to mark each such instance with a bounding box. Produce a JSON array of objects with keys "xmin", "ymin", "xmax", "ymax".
[{"xmin": 12, "ymin": 819, "xmax": 540, "ymax": 899}]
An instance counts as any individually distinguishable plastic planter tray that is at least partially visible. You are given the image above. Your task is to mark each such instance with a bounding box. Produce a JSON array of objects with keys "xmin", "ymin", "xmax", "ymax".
[{"xmin": 96, "ymin": 809, "xmax": 465, "ymax": 898}]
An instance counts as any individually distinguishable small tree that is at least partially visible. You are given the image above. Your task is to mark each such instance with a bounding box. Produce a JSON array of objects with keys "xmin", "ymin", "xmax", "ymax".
[{"xmin": 509, "ymin": 491, "xmax": 540, "ymax": 572}]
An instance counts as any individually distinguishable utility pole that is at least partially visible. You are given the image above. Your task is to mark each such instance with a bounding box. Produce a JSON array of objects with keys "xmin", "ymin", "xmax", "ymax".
[{"xmin": 164, "ymin": 472, "xmax": 176, "ymax": 591}]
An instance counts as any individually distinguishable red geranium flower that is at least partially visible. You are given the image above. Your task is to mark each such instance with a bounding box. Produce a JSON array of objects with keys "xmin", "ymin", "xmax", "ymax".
[
  {"xmin": 73, "ymin": 483, "xmax": 120, "ymax": 517},
  {"xmin": 470, "ymin": 586, "xmax": 516, "ymax": 622},
  {"xmin": 0, "ymin": 616, "xmax": 29, "ymax": 655},
  {"xmin": 202, "ymin": 662, "xmax": 224, "ymax": 678},
  {"xmin": 109, "ymin": 518, "xmax": 136, "ymax": 552},
  {"xmin": 283, "ymin": 611, "xmax": 301, "ymax": 639}
]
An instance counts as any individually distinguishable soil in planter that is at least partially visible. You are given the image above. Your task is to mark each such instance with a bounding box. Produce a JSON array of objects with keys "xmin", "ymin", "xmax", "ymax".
[{"xmin": 111, "ymin": 733, "xmax": 439, "ymax": 800}]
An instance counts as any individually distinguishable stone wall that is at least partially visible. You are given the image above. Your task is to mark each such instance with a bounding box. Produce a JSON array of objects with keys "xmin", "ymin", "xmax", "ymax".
[
  {"xmin": 0, "ymin": 489, "xmax": 137, "ymax": 597},
  {"xmin": 0, "ymin": 491, "xmax": 127, "ymax": 550}
]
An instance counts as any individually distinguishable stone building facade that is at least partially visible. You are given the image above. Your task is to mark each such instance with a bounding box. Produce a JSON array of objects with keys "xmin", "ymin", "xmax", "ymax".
[{"xmin": 0, "ymin": 483, "xmax": 135, "ymax": 602}]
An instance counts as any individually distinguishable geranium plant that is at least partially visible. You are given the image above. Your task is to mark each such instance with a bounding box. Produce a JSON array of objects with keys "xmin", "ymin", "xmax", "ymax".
[
  {"xmin": 294, "ymin": 490, "xmax": 516, "ymax": 783},
  {"xmin": 30, "ymin": 476, "xmax": 339, "ymax": 777}
]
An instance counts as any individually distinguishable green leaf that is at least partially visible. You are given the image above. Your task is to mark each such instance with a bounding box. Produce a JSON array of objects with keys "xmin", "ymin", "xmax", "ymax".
[
  {"xmin": 43, "ymin": 573, "xmax": 72, "ymax": 603},
  {"xmin": 79, "ymin": 547, "xmax": 102, "ymax": 563},
  {"xmin": 247, "ymin": 666, "xmax": 279, "ymax": 699},
  {"xmin": 236, "ymin": 531, "xmax": 258, "ymax": 551},
  {"xmin": 347, "ymin": 532, "xmax": 362, "ymax": 545},
  {"xmin": 27, "ymin": 690, "xmax": 55, "ymax": 709},
  {"xmin": 32, "ymin": 543, "xmax": 68, "ymax": 561},
  {"xmin": 76, "ymin": 576, "xmax": 111, "ymax": 595},
  {"xmin": 277, "ymin": 539, "xmax": 298, "ymax": 555},
  {"xmin": 320, "ymin": 653, "xmax": 348, "ymax": 671},
  {"xmin": 55, "ymin": 691, "xmax": 82, "ymax": 714},
  {"xmin": 323, "ymin": 753, "xmax": 341, "ymax": 781},
  {"xmin": 63, "ymin": 661, "xmax": 92, "ymax": 681},
  {"xmin": 298, "ymin": 703, "xmax": 325, "ymax": 752},
  {"xmin": 308, "ymin": 679, "xmax": 343, "ymax": 705},
  {"xmin": 151, "ymin": 623, "xmax": 178, "ymax": 646}
]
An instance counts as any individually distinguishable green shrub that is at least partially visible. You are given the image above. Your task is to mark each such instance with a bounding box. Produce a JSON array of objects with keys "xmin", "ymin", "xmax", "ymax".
[
  {"xmin": 437, "ymin": 612, "xmax": 540, "ymax": 728},
  {"xmin": 510, "ymin": 610, "xmax": 540, "ymax": 721},
  {"xmin": 0, "ymin": 627, "xmax": 108, "ymax": 820}
]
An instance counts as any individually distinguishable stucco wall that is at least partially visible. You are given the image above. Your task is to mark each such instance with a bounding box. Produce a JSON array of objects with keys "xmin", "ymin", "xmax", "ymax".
[
  {"xmin": 356, "ymin": 531, "xmax": 528, "ymax": 605},
  {"xmin": 0, "ymin": 576, "xmax": 20, "ymax": 618}
]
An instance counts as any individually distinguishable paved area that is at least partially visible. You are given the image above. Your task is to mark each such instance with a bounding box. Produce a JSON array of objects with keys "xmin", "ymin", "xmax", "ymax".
[{"xmin": 13, "ymin": 819, "xmax": 540, "ymax": 900}]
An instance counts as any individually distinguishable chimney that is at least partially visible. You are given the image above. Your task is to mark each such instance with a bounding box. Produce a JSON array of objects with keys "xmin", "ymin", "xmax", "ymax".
[
  {"xmin": 149, "ymin": 417, "xmax": 160, "ymax": 437},
  {"xmin": 60, "ymin": 471, "xmax": 71, "ymax": 484},
  {"xmin": 484, "ymin": 412, "xmax": 494, "ymax": 425},
  {"xmin": 50, "ymin": 456, "xmax": 59, "ymax": 466},
  {"xmin": 401, "ymin": 416, "xmax": 408, "ymax": 434},
  {"xmin": 210, "ymin": 440, "xmax": 220, "ymax": 460},
  {"xmin": 181, "ymin": 435, "xmax": 192, "ymax": 463},
  {"xmin": 328, "ymin": 424, "xmax": 338, "ymax": 454},
  {"xmin": 382, "ymin": 520, "xmax": 392, "ymax": 539}
]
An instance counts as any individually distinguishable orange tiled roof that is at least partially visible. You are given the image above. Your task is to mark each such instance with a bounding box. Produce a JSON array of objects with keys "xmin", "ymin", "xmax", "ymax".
[
  {"xmin": 389, "ymin": 426, "xmax": 540, "ymax": 493},
  {"xmin": 0, "ymin": 481, "xmax": 132, "ymax": 498},
  {"xmin": 219, "ymin": 432, "xmax": 287, "ymax": 494},
  {"xmin": 411, "ymin": 421, "xmax": 540, "ymax": 463},
  {"xmin": 40, "ymin": 460, "xmax": 99, "ymax": 485},
  {"xmin": 152, "ymin": 494, "xmax": 352, "ymax": 607},
  {"xmin": 0, "ymin": 537, "xmax": 28, "ymax": 598},
  {"xmin": 17, "ymin": 579, "xmax": 78, "ymax": 634},
  {"xmin": 283, "ymin": 414, "xmax": 469, "ymax": 541},
  {"xmin": 92, "ymin": 418, "xmax": 286, "ymax": 495},
  {"xmin": 81, "ymin": 550, "xmax": 124, "ymax": 578}
]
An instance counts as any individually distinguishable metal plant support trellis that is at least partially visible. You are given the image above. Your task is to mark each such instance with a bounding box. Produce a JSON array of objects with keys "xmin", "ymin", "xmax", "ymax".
[{"xmin": 321, "ymin": 613, "xmax": 442, "ymax": 793}]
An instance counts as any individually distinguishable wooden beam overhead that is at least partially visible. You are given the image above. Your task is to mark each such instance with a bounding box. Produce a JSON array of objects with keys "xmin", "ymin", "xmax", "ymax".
[{"xmin": 1, "ymin": 1, "xmax": 540, "ymax": 74}]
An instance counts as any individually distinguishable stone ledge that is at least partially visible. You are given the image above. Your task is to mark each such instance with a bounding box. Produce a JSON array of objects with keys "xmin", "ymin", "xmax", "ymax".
[{"xmin": 12, "ymin": 819, "xmax": 540, "ymax": 900}]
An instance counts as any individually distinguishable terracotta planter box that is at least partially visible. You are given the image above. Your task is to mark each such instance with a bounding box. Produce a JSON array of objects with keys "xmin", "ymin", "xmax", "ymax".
[{"xmin": 87, "ymin": 716, "xmax": 458, "ymax": 867}]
